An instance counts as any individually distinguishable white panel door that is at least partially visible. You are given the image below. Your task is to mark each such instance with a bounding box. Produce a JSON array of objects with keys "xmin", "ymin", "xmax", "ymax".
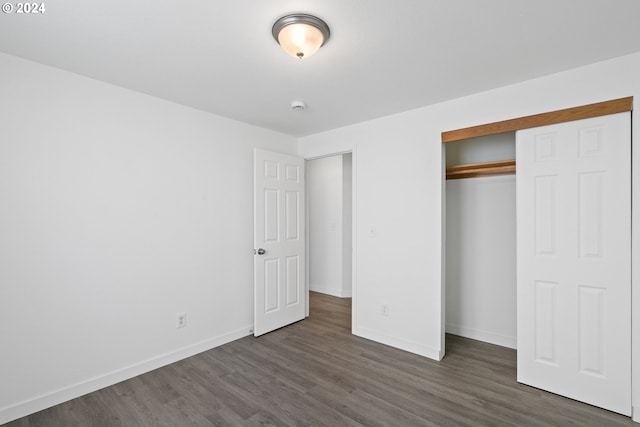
[
  {"xmin": 253, "ymin": 149, "xmax": 305, "ymax": 336},
  {"xmin": 516, "ymin": 112, "xmax": 631, "ymax": 415}
]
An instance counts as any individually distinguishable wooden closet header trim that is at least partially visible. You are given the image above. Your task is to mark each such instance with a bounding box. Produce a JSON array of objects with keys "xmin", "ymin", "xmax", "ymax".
[{"xmin": 441, "ymin": 97, "xmax": 633, "ymax": 143}]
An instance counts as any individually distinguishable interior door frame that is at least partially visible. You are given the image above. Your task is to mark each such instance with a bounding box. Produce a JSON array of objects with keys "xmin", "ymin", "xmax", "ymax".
[{"xmin": 304, "ymin": 150, "xmax": 356, "ymax": 329}]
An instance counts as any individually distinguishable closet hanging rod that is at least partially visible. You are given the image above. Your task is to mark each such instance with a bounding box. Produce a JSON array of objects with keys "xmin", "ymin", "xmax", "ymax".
[{"xmin": 446, "ymin": 159, "xmax": 515, "ymax": 180}]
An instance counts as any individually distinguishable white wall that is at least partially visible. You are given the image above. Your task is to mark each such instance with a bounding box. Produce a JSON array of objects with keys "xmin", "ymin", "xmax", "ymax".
[
  {"xmin": 301, "ymin": 118, "xmax": 442, "ymax": 359},
  {"xmin": 445, "ymin": 175, "xmax": 517, "ymax": 348},
  {"xmin": 298, "ymin": 52, "xmax": 640, "ymax": 417},
  {"xmin": 307, "ymin": 154, "xmax": 352, "ymax": 297},
  {"xmin": 0, "ymin": 52, "xmax": 297, "ymax": 424}
]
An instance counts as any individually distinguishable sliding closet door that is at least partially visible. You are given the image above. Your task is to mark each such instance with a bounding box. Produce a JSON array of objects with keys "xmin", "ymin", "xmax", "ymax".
[{"xmin": 516, "ymin": 112, "xmax": 631, "ymax": 415}]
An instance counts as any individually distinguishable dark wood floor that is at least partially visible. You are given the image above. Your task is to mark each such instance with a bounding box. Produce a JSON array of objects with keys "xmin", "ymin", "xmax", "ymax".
[{"xmin": 6, "ymin": 292, "xmax": 637, "ymax": 426}]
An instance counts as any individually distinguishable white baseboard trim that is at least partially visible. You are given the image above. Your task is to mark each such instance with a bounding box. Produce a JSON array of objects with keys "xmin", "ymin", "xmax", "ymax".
[
  {"xmin": 353, "ymin": 326, "xmax": 443, "ymax": 361},
  {"xmin": 633, "ymin": 405, "xmax": 640, "ymax": 422},
  {"xmin": 446, "ymin": 323, "xmax": 516, "ymax": 349},
  {"xmin": 310, "ymin": 284, "xmax": 352, "ymax": 298},
  {"xmin": 0, "ymin": 326, "xmax": 252, "ymax": 425}
]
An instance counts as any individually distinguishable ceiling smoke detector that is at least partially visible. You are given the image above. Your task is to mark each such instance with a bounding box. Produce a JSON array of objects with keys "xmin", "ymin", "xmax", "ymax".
[{"xmin": 291, "ymin": 101, "xmax": 306, "ymax": 111}]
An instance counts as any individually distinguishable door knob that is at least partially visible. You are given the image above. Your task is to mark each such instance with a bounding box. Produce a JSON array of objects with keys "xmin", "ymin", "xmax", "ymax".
[{"xmin": 255, "ymin": 248, "xmax": 266, "ymax": 255}]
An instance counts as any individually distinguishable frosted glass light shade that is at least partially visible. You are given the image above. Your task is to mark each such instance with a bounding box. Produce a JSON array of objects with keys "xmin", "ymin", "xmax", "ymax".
[
  {"xmin": 272, "ymin": 14, "xmax": 330, "ymax": 59},
  {"xmin": 277, "ymin": 23, "xmax": 323, "ymax": 59}
]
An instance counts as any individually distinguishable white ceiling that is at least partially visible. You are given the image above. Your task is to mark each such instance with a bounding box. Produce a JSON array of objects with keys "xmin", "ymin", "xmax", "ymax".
[{"xmin": 2, "ymin": 1, "xmax": 640, "ymax": 137}]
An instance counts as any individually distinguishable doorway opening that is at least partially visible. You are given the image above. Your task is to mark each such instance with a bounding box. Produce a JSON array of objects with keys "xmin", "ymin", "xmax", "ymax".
[{"xmin": 306, "ymin": 153, "xmax": 353, "ymax": 327}]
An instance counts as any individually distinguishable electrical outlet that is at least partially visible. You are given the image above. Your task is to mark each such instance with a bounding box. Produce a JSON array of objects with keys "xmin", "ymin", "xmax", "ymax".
[
  {"xmin": 176, "ymin": 312, "xmax": 186, "ymax": 328},
  {"xmin": 381, "ymin": 304, "xmax": 389, "ymax": 316}
]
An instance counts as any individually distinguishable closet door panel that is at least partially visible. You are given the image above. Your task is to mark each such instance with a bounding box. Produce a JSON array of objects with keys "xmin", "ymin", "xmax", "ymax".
[{"xmin": 516, "ymin": 112, "xmax": 631, "ymax": 416}]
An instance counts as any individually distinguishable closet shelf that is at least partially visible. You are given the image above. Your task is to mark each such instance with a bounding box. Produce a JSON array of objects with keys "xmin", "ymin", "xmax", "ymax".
[{"xmin": 446, "ymin": 159, "xmax": 516, "ymax": 180}]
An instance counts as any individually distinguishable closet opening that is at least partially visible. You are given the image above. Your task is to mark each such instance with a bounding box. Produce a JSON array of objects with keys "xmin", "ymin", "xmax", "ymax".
[
  {"xmin": 444, "ymin": 133, "xmax": 517, "ymax": 350},
  {"xmin": 441, "ymin": 96, "xmax": 634, "ymax": 416},
  {"xmin": 441, "ymin": 96, "xmax": 632, "ymax": 354}
]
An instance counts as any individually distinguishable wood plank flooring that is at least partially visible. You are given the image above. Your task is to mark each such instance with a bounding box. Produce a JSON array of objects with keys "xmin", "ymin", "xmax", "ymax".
[{"xmin": 5, "ymin": 292, "xmax": 637, "ymax": 426}]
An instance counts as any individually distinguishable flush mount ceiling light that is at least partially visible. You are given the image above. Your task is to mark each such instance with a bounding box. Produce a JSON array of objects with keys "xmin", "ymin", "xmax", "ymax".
[{"xmin": 272, "ymin": 13, "xmax": 330, "ymax": 59}]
